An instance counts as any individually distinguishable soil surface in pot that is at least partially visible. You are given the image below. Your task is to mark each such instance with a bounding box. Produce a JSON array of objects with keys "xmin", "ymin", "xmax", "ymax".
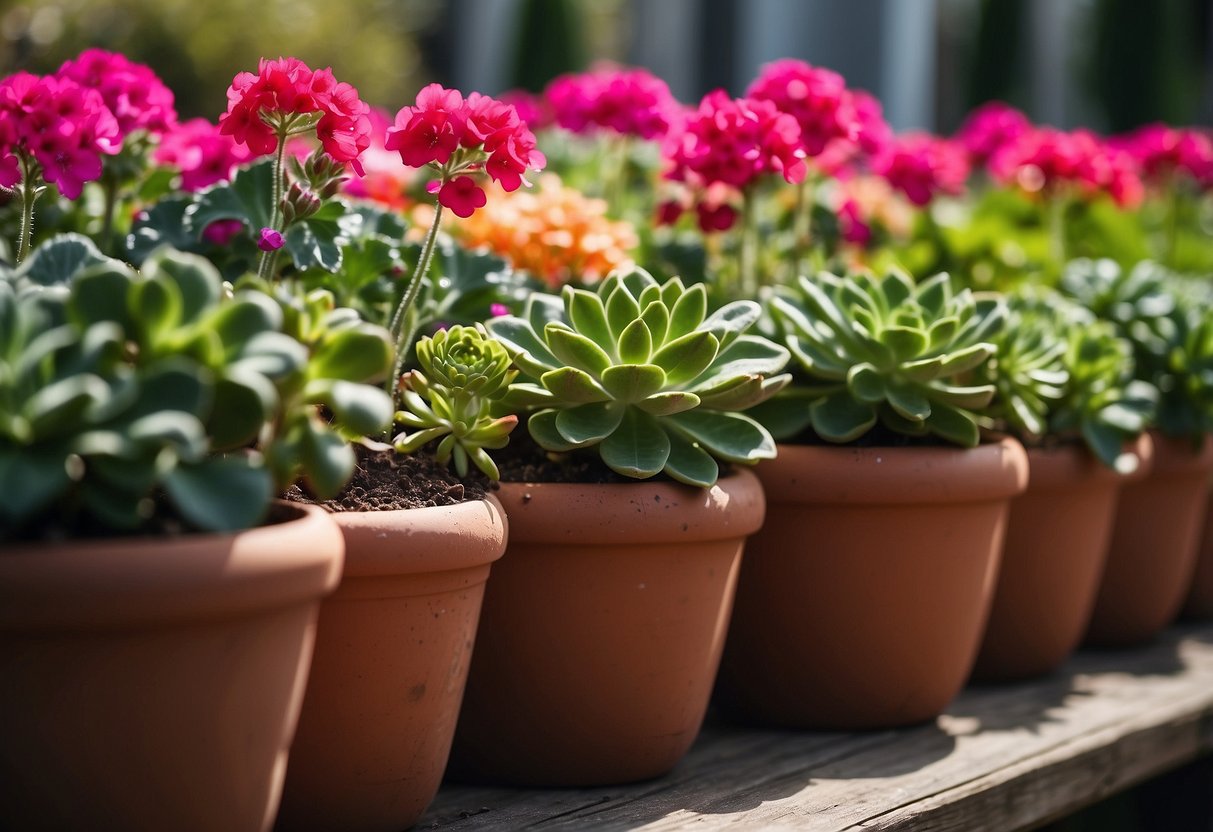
[{"xmin": 282, "ymin": 446, "xmax": 489, "ymax": 511}]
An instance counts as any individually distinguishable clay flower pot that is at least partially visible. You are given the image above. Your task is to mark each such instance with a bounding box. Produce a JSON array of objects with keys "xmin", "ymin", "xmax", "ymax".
[
  {"xmin": 715, "ymin": 437, "xmax": 1029, "ymax": 730},
  {"xmin": 1085, "ymin": 432, "xmax": 1213, "ymax": 647},
  {"xmin": 0, "ymin": 504, "xmax": 344, "ymax": 832},
  {"xmin": 275, "ymin": 496, "xmax": 507, "ymax": 832},
  {"xmin": 971, "ymin": 435, "xmax": 1153, "ymax": 683},
  {"xmin": 1183, "ymin": 488, "xmax": 1213, "ymax": 619},
  {"xmin": 446, "ymin": 469, "xmax": 765, "ymax": 787}
]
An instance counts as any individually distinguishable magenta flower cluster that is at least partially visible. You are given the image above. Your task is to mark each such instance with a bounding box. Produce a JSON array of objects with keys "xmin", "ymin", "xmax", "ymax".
[
  {"xmin": 545, "ymin": 65, "xmax": 680, "ymax": 141},
  {"xmin": 383, "ymin": 84, "xmax": 545, "ymax": 218},
  {"xmin": 988, "ymin": 127, "xmax": 1144, "ymax": 208},
  {"xmin": 220, "ymin": 56, "xmax": 372, "ymax": 174},
  {"xmin": 0, "ymin": 73, "xmax": 120, "ymax": 200},
  {"xmin": 154, "ymin": 118, "xmax": 252, "ymax": 192},
  {"xmin": 57, "ymin": 48, "xmax": 177, "ymax": 140},
  {"xmin": 873, "ymin": 133, "xmax": 970, "ymax": 207},
  {"xmin": 745, "ymin": 59, "xmax": 859, "ymax": 158},
  {"xmin": 955, "ymin": 101, "xmax": 1032, "ymax": 167},
  {"xmin": 1114, "ymin": 123, "xmax": 1213, "ymax": 187}
]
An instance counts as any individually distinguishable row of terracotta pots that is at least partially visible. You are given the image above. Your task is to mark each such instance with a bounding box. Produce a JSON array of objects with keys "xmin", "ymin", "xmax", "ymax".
[{"xmin": 6, "ymin": 430, "xmax": 1213, "ymax": 831}]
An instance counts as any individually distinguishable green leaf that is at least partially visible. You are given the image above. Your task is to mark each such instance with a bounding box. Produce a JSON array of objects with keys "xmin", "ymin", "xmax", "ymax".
[
  {"xmin": 209, "ymin": 376, "xmax": 271, "ymax": 450},
  {"xmin": 748, "ymin": 389, "xmax": 820, "ymax": 441},
  {"xmin": 285, "ymin": 216, "xmax": 343, "ymax": 272},
  {"xmin": 555, "ymin": 401, "xmax": 625, "ymax": 445},
  {"xmin": 231, "ymin": 332, "xmax": 309, "ymax": 379},
  {"xmin": 310, "ymin": 327, "xmax": 392, "ymax": 383},
  {"xmin": 129, "ymin": 276, "xmax": 183, "ymax": 347},
  {"xmin": 881, "ymin": 326, "xmax": 928, "ymax": 360},
  {"xmin": 663, "ymin": 431, "xmax": 719, "ymax": 487},
  {"xmin": 651, "ymin": 330, "xmax": 719, "ymax": 386},
  {"xmin": 540, "ymin": 367, "xmax": 610, "ymax": 403},
  {"xmin": 601, "ymin": 364, "xmax": 666, "ymax": 402},
  {"xmin": 567, "ymin": 289, "xmax": 614, "ymax": 358},
  {"xmin": 1082, "ymin": 421, "xmax": 1129, "ymax": 469},
  {"xmin": 605, "ymin": 283, "xmax": 642, "ymax": 341},
  {"xmin": 545, "ymin": 325, "xmax": 613, "ymax": 376},
  {"xmin": 487, "ymin": 315, "xmax": 561, "ymax": 377},
  {"xmin": 931, "ymin": 383, "xmax": 995, "ymax": 411},
  {"xmin": 702, "ymin": 300, "xmax": 761, "ymax": 349},
  {"xmin": 24, "ymin": 375, "xmax": 111, "ymax": 438},
  {"xmin": 0, "ymin": 448, "xmax": 70, "ymax": 522},
  {"xmin": 143, "ymin": 248, "xmax": 224, "ymax": 326},
  {"xmin": 315, "ymin": 379, "xmax": 394, "ymax": 435},
  {"xmin": 847, "ymin": 364, "xmax": 886, "ymax": 404},
  {"xmin": 665, "ymin": 409, "xmax": 776, "ymax": 463},
  {"xmin": 599, "ymin": 408, "xmax": 670, "ymax": 478},
  {"xmin": 810, "ymin": 393, "xmax": 878, "ymax": 443},
  {"xmin": 186, "ymin": 159, "xmax": 274, "ymax": 236},
  {"xmin": 527, "ymin": 408, "xmax": 582, "ymax": 452},
  {"xmin": 164, "ymin": 454, "xmax": 273, "ymax": 532},
  {"xmin": 299, "ymin": 420, "xmax": 356, "ymax": 499},
  {"xmin": 636, "ymin": 391, "xmax": 701, "ymax": 416},
  {"xmin": 640, "ymin": 300, "xmax": 670, "ymax": 346},
  {"xmin": 667, "ymin": 283, "xmax": 707, "ymax": 339},
  {"xmin": 15, "ymin": 234, "xmax": 108, "ymax": 287},
  {"xmin": 886, "ymin": 384, "xmax": 932, "ymax": 422},
  {"xmin": 127, "ymin": 411, "xmax": 208, "ymax": 461},
  {"xmin": 693, "ymin": 335, "xmax": 790, "ymax": 388},
  {"xmin": 925, "ymin": 403, "xmax": 980, "ymax": 447},
  {"xmin": 617, "ymin": 319, "xmax": 653, "ymax": 364},
  {"xmin": 68, "ymin": 265, "xmax": 135, "ymax": 330},
  {"xmin": 126, "ymin": 197, "xmax": 202, "ymax": 265},
  {"xmin": 209, "ymin": 294, "xmax": 282, "ymax": 358}
]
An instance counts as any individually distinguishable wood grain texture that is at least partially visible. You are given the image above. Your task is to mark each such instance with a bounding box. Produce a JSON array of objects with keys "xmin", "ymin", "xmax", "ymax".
[{"xmin": 418, "ymin": 623, "xmax": 1213, "ymax": 831}]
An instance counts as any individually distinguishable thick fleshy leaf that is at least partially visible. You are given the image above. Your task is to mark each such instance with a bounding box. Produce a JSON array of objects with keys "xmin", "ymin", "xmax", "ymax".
[
  {"xmin": 209, "ymin": 375, "xmax": 271, "ymax": 450},
  {"xmin": 299, "ymin": 421, "xmax": 356, "ymax": 498},
  {"xmin": 15, "ymin": 234, "xmax": 108, "ymax": 287},
  {"xmin": 635, "ymin": 391, "xmax": 701, "ymax": 416},
  {"xmin": 540, "ymin": 367, "xmax": 610, "ymax": 403},
  {"xmin": 231, "ymin": 332, "xmax": 309, "ymax": 379},
  {"xmin": 617, "ymin": 319, "xmax": 653, "ymax": 364},
  {"xmin": 186, "ymin": 159, "xmax": 275, "ymax": 235},
  {"xmin": 702, "ymin": 300, "xmax": 761, "ymax": 350},
  {"xmin": 500, "ymin": 382, "xmax": 556, "ymax": 409},
  {"xmin": 285, "ymin": 214, "xmax": 343, "ymax": 272},
  {"xmin": 209, "ymin": 294, "xmax": 282, "ymax": 358},
  {"xmin": 567, "ymin": 289, "xmax": 614, "ymax": 358},
  {"xmin": 651, "ymin": 330, "xmax": 719, "ymax": 386},
  {"xmin": 640, "ymin": 300, "xmax": 670, "ymax": 346},
  {"xmin": 694, "ymin": 373, "xmax": 789, "ymax": 411},
  {"xmin": 667, "ymin": 283, "xmax": 707, "ymax": 339},
  {"xmin": 747, "ymin": 388, "xmax": 828, "ymax": 440},
  {"xmin": 601, "ymin": 364, "xmax": 666, "ymax": 403},
  {"xmin": 68, "ymin": 265, "xmax": 134, "ymax": 330},
  {"xmin": 881, "ymin": 326, "xmax": 928, "ymax": 360},
  {"xmin": 127, "ymin": 411, "xmax": 208, "ymax": 461},
  {"xmin": 24, "ymin": 374, "xmax": 111, "ymax": 438},
  {"xmin": 886, "ymin": 384, "xmax": 932, "ymax": 422},
  {"xmin": 527, "ymin": 409, "xmax": 582, "ymax": 452},
  {"xmin": 915, "ymin": 273, "xmax": 951, "ymax": 316},
  {"xmin": 129, "ymin": 276, "xmax": 183, "ymax": 347},
  {"xmin": 142, "ymin": 249, "xmax": 224, "ymax": 325},
  {"xmin": 605, "ymin": 283, "xmax": 642, "ymax": 341},
  {"xmin": 486, "ymin": 315, "xmax": 561, "ymax": 377},
  {"xmin": 847, "ymin": 364, "xmax": 886, "ymax": 404},
  {"xmin": 555, "ymin": 401, "xmax": 625, "ymax": 445},
  {"xmin": 937, "ymin": 343, "xmax": 996, "ymax": 376},
  {"xmin": 663, "ymin": 431, "xmax": 719, "ymax": 487},
  {"xmin": 313, "ymin": 379, "xmax": 394, "ymax": 435},
  {"xmin": 810, "ymin": 392, "xmax": 877, "ymax": 443},
  {"xmin": 545, "ymin": 325, "xmax": 613, "ymax": 376},
  {"xmin": 931, "ymin": 383, "xmax": 995, "ymax": 411},
  {"xmin": 786, "ymin": 333, "xmax": 849, "ymax": 379},
  {"xmin": 0, "ymin": 448, "xmax": 70, "ymax": 522},
  {"xmin": 665, "ymin": 409, "xmax": 776, "ymax": 463},
  {"xmin": 925, "ymin": 403, "xmax": 981, "ymax": 447},
  {"xmin": 692, "ymin": 335, "xmax": 789, "ymax": 389},
  {"xmin": 599, "ymin": 408, "xmax": 669, "ymax": 479},
  {"xmin": 310, "ymin": 327, "xmax": 392, "ymax": 383},
  {"xmin": 164, "ymin": 454, "xmax": 273, "ymax": 531}
]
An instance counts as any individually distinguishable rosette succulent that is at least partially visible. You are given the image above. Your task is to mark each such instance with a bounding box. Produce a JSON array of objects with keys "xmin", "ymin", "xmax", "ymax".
[
  {"xmin": 757, "ymin": 270, "xmax": 1006, "ymax": 447},
  {"xmin": 393, "ymin": 324, "xmax": 519, "ymax": 479},
  {"xmin": 487, "ymin": 264, "xmax": 791, "ymax": 487},
  {"xmin": 0, "ymin": 236, "xmax": 392, "ymax": 539}
]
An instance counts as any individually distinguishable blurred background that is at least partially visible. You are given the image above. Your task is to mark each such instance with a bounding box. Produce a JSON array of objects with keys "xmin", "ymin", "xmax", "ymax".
[{"xmin": 0, "ymin": 0, "xmax": 1209, "ymax": 133}]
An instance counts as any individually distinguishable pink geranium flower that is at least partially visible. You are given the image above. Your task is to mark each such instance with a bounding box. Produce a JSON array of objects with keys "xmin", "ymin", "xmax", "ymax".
[
  {"xmin": 153, "ymin": 117, "xmax": 252, "ymax": 191},
  {"xmin": 438, "ymin": 175, "xmax": 488, "ymax": 218},
  {"xmin": 1113, "ymin": 123, "xmax": 1213, "ymax": 188},
  {"xmin": 991, "ymin": 127, "xmax": 1144, "ymax": 208},
  {"xmin": 955, "ymin": 101, "xmax": 1031, "ymax": 167},
  {"xmin": 545, "ymin": 65, "xmax": 680, "ymax": 141},
  {"xmin": 57, "ymin": 48, "xmax": 177, "ymax": 140},
  {"xmin": 746, "ymin": 59, "xmax": 860, "ymax": 157},
  {"xmin": 872, "ymin": 133, "xmax": 969, "ymax": 207}
]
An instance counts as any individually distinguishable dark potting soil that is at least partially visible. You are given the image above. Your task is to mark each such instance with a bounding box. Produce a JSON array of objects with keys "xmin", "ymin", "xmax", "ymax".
[{"xmin": 282, "ymin": 445, "xmax": 490, "ymax": 512}]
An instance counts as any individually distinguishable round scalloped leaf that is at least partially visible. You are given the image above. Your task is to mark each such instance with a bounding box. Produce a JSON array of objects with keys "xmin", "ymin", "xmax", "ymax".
[
  {"xmin": 810, "ymin": 392, "xmax": 878, "ymax": 443},
  {"xmin": 164, "ymin": 454, "xmax": 273, "ymax": 532},
  {"xmin": 600, "ymin": 408, "xmax": 670, "ymax": 479},
  {"xmin": 664, "ymin": 431, "xmax": 719, "ymax": 487},
  {"xmin": 555, "ymin": 401, "xmax": 625, "ymax": 445}
]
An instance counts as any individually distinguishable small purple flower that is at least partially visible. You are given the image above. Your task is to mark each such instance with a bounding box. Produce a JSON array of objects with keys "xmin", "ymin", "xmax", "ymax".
[
  {"xmin": 256, "ymin": 227, "xmax": 284, "ymax": 251},
  {"xmin": 489, "ymin": 302, "xmax": 510, "ymax": 317}
]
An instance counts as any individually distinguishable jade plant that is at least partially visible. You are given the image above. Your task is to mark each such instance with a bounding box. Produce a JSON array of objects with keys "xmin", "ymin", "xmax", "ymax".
[
  {"xmin": 975, "ymin": 287, "xmax": 1157, "ymax": 472},
  {"xmin": 393, "ymin": 324, "xmax": 519, "ymax": 480},
  {"xmin": 1060, "ymin": 257, "xmax": 1212, "ymax": 440},
  {"xmin": 757, "ymin": 270, "xmax": 1007, "ymax": 447},
  {"xmin": 487, "ymin": 264, "xmax": 791, "ymax": 487},
  {"xmin": 0, "ymin": 236, "xmax": 392, "ymax": 539}
]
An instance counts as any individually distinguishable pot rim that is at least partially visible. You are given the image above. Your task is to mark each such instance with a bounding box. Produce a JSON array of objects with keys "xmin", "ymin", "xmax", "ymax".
[
  {"xmin": 1020, "ymin": 432, "xmax": 1154, "ymax": 490},
  {"xmin": 1146, "ymin": 430, "xmax": 1213, "ymax": 476},
  {"xmin": 0, "ymin": 502, "xmax": 344, "ymax": 632},
  {"xmin": 757, "ymin": 436, "xmax": 1030, "ymax": 505},
  {"xmin": 328, "ymin": 493, "xmax": 507, "ymax": 577},
  {"xmin": 493, "ymin": 467, "xmax": 765, "ymax": 544}
]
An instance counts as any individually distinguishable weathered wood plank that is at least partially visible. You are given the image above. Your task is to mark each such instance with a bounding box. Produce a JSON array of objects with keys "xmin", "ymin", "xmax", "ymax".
[{"xmin": 419, "ymin": 624, "xmax": 1213, "ymax": 831}]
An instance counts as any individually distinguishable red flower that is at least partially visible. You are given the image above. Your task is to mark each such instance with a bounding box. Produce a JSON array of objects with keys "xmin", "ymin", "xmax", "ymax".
[
  {"xmin": 746, "ymin": 59, "xmax": 860, "ymax": 157},
  {"xmin": 219, "ymin": 57, "xmax": 371, "ymax": 174},
  {"xmin": 257, "ymin": 226, "xmax": 285, "ymax": 251},
  {"xmin": 955, "ymin": 101, "xmax": 1031, "ymax": 167},
  {"xmin": 438, "ymin": 175, "xmax": 487, "ymax": 218},
  {"xmin": 545, "ymin": 64, "xmax": 680, "ymax": 141},
  {"xmin": 154, "ymin": 117, "xmax": 252, "ymax": 191},
  {"xmin": 57, "ymin": 48, "xmax": 177, "ymax": 140},
  {"xmin": 873, "ymin": 133, "xmax": 969, "ymax": 206},
  {"xmin": 696, "ymin": 201, "xmax": 738, "ymax": 232}
]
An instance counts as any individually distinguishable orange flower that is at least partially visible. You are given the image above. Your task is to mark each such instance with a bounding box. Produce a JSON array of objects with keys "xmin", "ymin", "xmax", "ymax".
[{"xmin": 449, "ymin": 174, "xmax": 638, "ymax": 287}]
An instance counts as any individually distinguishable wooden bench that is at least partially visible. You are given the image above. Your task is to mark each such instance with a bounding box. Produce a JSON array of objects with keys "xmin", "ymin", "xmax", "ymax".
[{"xmin": 419, "ymin": 621, "xmax": 1213, "ymax": 830}]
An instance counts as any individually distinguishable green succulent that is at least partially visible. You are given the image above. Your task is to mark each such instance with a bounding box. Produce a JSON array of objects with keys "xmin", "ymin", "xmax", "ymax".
[
  {"xmin": 394, "ymin": 324, "xmax": 519, "ymax": 480},
  {"xmin": 975, "ymin": 289, "xmax": 1069, "ymax": 441},
  {"xmin": 1059, "ymin": 257, "xmax": 1210, "ymax": 439},
  {"xmin": 0, "ymin": 236, "xmax": 393, "ymax": 539},
  {"xmin": 756, "ymin": 270, "xmax": 1007, "ymax": 447},
  {"xmin": 487, "ymin": 264, "xmax": 791, "ymax": 487}
]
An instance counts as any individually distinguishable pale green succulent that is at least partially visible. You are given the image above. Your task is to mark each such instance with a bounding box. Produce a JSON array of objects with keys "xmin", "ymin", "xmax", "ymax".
[
  {"xmin": 393, "ymin": 324, "xmax": 518, "ymax": 479},
  {"xmin": 487, "ymin": 264, "xmax": 791, "ymax": 487},
  {"xmin": 756, "ymin": 270, "xmax": 1007, "ymax": 447}
]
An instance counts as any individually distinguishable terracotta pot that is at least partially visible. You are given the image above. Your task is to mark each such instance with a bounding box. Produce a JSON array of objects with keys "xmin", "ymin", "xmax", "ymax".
[
  {"xmin": 1183, "ymin": 488, "xmax": 1213, "ymax": 619},
  {"xmin": 715, "ymin": 437, "xmax": 1029, "ymax": 730},
  {"xmin": 1085, "ymin": 432, "xmax": 1213, "ymax": 646},
  {"xmin": 275, "ymin": 497, "xmax": 507, "ymax": 832},
  {"xmin": 971, "ymin": 435, "xmax": 1152, "ymax": 682},
  {"xmin": 0, "ymin": 504, "xmax": 344, "ymax": 832},
  {"xmin": 446, "ymin": 469, "xmax": 765, "ymax": 787}
]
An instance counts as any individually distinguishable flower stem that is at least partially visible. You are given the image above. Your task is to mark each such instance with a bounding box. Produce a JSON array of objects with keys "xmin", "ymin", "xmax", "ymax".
[
  {"xmin": 792, "ymin": 177, "xmax": 815, "ymax": 282},
  {"xmin": 1047, "ymin": 192, "xmax": 1067, "ymax": 269},
  {"xmin": 1164, "ymin": 175, "xmax": 1180, "ymax": 269},
  {"xmin": 386, "ymin": 200, "xmax": 445, "ymax": 403},
  {"xmin": 15, "ymin": 156, "xmax": 40, "ymax": 265},
  {"xmin": 99, "ymin": 171, "xmax": 118, "ymax": 255},
  {"xmin": 256, "ymin": 138, "xmax": 289, "ymax": 281},
  {"xmin": 739, "ymin": 187, "xmax": 759, "ymax": 298}
]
